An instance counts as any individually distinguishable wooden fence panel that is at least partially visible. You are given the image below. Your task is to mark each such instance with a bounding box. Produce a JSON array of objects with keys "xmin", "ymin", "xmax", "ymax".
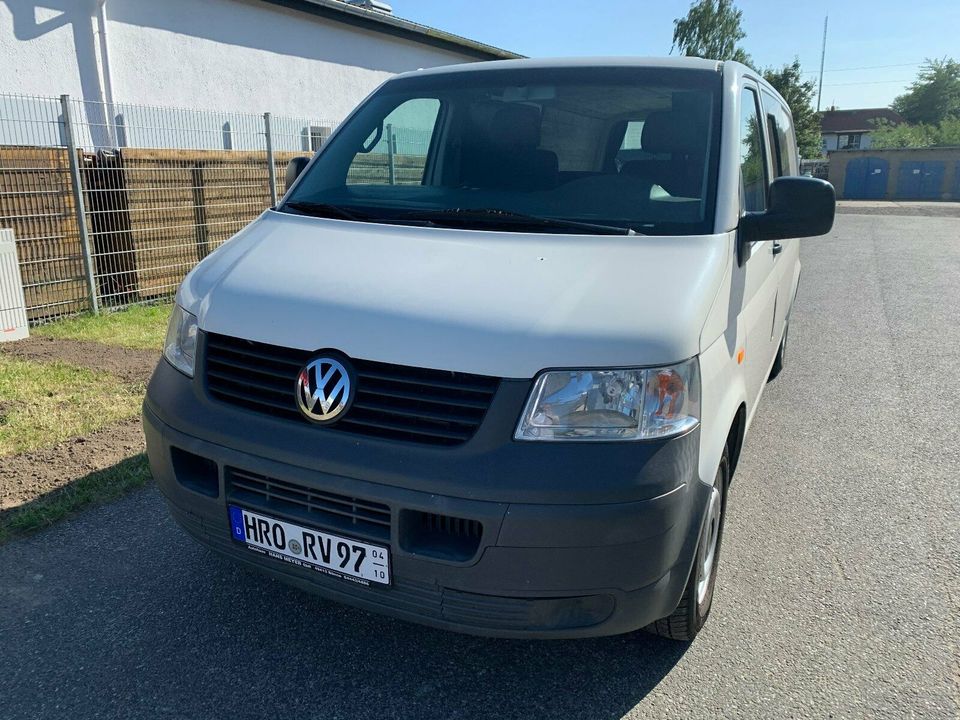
[
  {"xmin": 118, "ymin": 149, "xmax": 206, "ymax": 299},
  {"xmin": 0, "ymin": 145, "xmax": 88, "ymax": 320},
  {"xmin": 1, "ymin": 145, "xmax": 432, "ymax": 319}
]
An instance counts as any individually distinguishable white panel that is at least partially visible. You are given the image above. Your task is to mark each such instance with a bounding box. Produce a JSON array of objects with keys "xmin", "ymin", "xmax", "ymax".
[{"xmin": 0, "ymin": 229, "xmax": 30, "ymax": 342}]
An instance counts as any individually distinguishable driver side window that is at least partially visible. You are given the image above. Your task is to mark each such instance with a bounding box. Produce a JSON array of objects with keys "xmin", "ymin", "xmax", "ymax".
[
  {"xmin": 738, "ymin": 88, "xmax": 767, "ymax": 212},
  {"xmin": 347, "ymin": 98, "xmax": 441, "ymax": 186}
]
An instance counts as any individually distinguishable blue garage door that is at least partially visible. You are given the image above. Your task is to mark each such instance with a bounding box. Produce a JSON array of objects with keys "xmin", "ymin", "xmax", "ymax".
[
  {"xmin": 954, "ymin": 162, "xmax": 960, "ymax": 199},
  {"xmin": 843, "ymin": 157, "xmax": 889, "ymax": 199},
  {"xmin": 896, "ymin": 161, "xmax": 945, "ymax": 199}
]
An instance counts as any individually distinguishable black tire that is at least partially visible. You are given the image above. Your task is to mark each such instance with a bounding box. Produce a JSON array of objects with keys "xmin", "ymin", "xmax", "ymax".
[
  {"xmin": 646, "ymin": 446, "xmax": 730, "ymax": 641},
  {"xmin": 768, "ymin": 321, "xmax": 788, "ymax": 381}
]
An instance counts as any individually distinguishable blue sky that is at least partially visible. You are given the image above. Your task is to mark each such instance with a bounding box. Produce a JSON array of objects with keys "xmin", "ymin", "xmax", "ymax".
[{"xmin": 397, "ymin": 0, "xmax": 960, "ymax": 111}]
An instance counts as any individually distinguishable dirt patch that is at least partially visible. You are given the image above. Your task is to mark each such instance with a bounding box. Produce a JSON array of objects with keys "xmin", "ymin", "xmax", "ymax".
[
  {"xmin": 0, "ymin": 335, "xmax": 157, "ymax": 526},
  {"xmin": 0, "ymin": 336, "xmax": 159, "ymax": 385},
  {"xmin": 0, "ymin": 417, "xmax": 146, "ymax": 510}
]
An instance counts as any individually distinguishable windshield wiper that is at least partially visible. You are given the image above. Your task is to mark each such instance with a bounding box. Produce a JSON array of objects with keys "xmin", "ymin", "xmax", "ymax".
[
  {"xmin": 283, "ymin": 201, "xmax": 368, "ymax": 222},
  {"xmin": 283, "ymin": 201, "xmax": 439, "ymax": 228},
  {"xmin": 397, "ymin": 208, "xmax": 640, "ymax": 236}
]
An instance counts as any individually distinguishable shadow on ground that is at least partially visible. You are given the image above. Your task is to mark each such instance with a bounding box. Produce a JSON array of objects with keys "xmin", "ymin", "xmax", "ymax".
[{"xmin": 0, "ymin": 486, "xmax": 687, "ymax": 720}]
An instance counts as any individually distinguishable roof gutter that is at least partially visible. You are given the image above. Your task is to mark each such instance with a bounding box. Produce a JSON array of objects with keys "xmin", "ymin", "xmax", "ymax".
[{"xmin": 259, "ymin": 0, "xmax": 523, "ymax": 61}]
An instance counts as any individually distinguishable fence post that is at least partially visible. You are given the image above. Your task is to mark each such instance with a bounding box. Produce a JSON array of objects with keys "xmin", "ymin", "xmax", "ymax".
[
  {"xmin": 264, "ymin": 112, "xmax": 278, "ymax": 206},
  {"xmin": 387, "ymin": 123, "xmax": 396, "ymax": 185},
  {"xmin": 60, "ymin": 94, "xmax": 99, "ymax": 315}
]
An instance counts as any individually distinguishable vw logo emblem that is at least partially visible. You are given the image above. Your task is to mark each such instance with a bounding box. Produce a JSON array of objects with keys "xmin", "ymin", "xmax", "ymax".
[{"xmin": 296, "ymin": 356, "xmax": 353, "ymax": 423}]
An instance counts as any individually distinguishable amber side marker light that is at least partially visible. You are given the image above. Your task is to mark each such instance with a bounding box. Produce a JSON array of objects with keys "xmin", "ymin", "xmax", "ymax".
[{"xmin": 736, "ymin": 348, "xmax": 745, "ymax": 364}]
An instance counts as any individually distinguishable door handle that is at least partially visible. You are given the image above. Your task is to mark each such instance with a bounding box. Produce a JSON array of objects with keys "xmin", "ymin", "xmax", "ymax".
[{"xmin": 772, "ymin": 241, "xmax": 783, "ymax": 255}]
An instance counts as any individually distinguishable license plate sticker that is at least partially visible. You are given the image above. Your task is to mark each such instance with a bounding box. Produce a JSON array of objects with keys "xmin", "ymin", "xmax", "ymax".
[{"xmin": 228, "ymin": 505, "xmax": 390, "ymax": 586}]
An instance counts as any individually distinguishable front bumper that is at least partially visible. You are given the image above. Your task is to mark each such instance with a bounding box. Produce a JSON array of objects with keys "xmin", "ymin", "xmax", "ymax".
[{"xmin": 144, "ymin": 359, "xmax": 709, "ymax": 638}]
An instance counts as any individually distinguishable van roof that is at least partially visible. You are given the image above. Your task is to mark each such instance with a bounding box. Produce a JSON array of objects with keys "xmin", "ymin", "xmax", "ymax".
[{"xmin": 397, "ymin": 56, "xmax": 725, "ymax": 79}]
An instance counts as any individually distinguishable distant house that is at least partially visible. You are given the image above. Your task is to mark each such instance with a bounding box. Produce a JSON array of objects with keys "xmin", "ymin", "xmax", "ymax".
[{"xmin": 821, "ymin": 108, "xmax": 904, "ymax": 152}]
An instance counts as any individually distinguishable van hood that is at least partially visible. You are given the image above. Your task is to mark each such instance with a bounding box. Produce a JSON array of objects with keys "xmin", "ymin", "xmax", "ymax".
[{"xmin": 180, "ymin": 211, "xmax": 728, "ymax": 379}]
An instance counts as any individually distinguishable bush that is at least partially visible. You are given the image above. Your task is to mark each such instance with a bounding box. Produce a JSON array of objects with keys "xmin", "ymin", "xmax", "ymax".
[{"xmin": 870, "ymin": 117, "xmax": 960, "ymax": 149}]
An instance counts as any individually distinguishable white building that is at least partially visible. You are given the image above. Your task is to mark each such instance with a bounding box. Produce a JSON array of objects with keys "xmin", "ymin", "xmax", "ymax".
[
  {"xmin": 0, "ymin": 0, "xmax": 519, "ymax": 148},
  {"xmin": 820, "ymin": 108, "xmax": 904, "ymax": 153}
]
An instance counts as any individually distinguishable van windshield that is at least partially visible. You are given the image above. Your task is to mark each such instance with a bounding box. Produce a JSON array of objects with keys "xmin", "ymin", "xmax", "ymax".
[{"xmin": 281, "ymin": 66, "xmax": 722, "ymax": 236}]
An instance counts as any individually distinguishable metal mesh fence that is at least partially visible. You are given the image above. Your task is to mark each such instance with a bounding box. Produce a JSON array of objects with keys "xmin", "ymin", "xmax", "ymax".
[
  {"xmin": 0, "ymin": 95, "xmax": 88, "ymax": 321},
  {"xmin": 0, "ymin": 93, "xmax": 341, "ymax": 322}
]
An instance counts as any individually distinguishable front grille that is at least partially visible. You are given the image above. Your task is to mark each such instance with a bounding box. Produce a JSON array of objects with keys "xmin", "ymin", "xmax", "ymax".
[
  {"xmin": 226, "ymin": 468, "xmax": 391, "ymax": 541},
  {"xmin": 203, "ymin": 332, "xmax": 499, "ymax": 446},
  {"xmin": 419, "ymin": 512, "xmax": 483, "ymax": 540}
]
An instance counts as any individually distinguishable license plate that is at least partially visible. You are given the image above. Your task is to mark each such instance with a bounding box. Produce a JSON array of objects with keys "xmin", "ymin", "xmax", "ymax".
[{"xmin": 228, "ymin": 506, "xmax": 390, "ymax": 586}]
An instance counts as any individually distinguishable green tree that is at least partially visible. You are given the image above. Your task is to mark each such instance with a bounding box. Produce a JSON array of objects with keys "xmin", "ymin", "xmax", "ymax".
[
  {"xmin": 892, "ymin": 58, "xmax": 960, "ymax": 125},
  {"xmin": 671, "ymin": 0, "xmax": 751, "ymax": 65},
  {"xmin": 870, "ymin": 117, "xmax": 960, "ymax": 149},
  {"xmin": 763, "ymin": 58, "xmax": 822, "ymax": 158}
]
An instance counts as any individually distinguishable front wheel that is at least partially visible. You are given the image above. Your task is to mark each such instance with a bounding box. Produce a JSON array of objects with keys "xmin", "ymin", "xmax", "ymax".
[{"xmin": 646, "ymin": 447, "xmax": 729, "ymax": 641}]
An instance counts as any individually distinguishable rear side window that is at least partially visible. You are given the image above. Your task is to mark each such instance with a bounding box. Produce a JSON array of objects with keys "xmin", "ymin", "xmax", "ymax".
[
  {"xmin": 738, "ymin": 88, "xmax": 766, "ymax": 212},
  {"xmin": 761, "ymin": 90, "xmax": 799, "ymax": 176},
  {"xmin": 621, "ymin": 120, "xmax": 644, "ymax": 149},
  {"xmin": 539, "ymin": 105, "xmax": 606, "ymax": 171},
  {"xmin": 613, "ymin": 120, "xmax": 650, "ymax": 168}
]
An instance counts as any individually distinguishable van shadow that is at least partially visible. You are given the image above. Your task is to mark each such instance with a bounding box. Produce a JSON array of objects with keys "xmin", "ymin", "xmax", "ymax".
[{"xmin": 0, "ymin": 485, "xmax": 689, "ymax": 719}]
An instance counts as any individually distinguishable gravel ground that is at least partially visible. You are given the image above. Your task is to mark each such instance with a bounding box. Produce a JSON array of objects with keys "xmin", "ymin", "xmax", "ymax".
[{"xmin": 0, "ymin": 214, "xmax": 957, "ymax": 719}]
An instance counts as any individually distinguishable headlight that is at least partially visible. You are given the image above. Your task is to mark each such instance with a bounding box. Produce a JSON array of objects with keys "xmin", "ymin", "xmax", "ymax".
[
  {"xmin": 163, "ymin": 304, "xmax": 198, "ymax": 377},
  {"xmin": 515, "ymin": 358, "xmax": 700, "ymax": 441}
]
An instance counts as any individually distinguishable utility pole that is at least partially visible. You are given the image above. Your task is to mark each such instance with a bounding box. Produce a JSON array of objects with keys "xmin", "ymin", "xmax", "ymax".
[{"xmin": 816, "ymin": 15, "xmax": 829, "ymax": 112}]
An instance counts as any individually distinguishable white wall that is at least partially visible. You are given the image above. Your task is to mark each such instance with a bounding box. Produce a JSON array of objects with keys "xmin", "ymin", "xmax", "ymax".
[
  {"xmin": 822, "ymin": 131, "xmax": 874, "ymax": 153},
  {"xmin": 104, "ymin": 0, "xmax": 475, "ymax": 119},
  {"xmin": 1, "ymin": 1, "xmax": 98, "ymax": 99},
  {"xmin": 1, "ymin": 0, "xmax": 483, "ymax": 124}
]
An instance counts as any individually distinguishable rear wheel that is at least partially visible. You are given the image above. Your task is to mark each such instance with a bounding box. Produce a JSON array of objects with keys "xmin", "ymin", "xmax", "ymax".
[{"xmin": 646, "ymin": 447, "xmax": 729, "ymax": 641}]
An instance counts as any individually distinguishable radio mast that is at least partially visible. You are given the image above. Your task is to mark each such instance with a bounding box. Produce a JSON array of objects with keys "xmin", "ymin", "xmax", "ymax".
[{"xmin": 816, "ymin": 16, "xmax": 829, "ymax": 112}]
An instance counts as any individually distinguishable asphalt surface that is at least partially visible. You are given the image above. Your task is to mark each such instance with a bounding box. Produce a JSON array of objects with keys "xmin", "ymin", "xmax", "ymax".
[{"xmin": 2, "ymin": 213, "xmax": 958, "ymax": 719}]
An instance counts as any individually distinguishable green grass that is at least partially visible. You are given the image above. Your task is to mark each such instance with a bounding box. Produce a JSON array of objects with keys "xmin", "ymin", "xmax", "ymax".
[
  {"xmin": 0, "ymin": 356, "xmax": 143, "ymax": 456},
  {"xmin": 33, "ymin": 302, "xmax": 171, "ymax": 351},
  {"xmin": 0, "ymin": 455, "xmax": 151, "ymax": 544}
]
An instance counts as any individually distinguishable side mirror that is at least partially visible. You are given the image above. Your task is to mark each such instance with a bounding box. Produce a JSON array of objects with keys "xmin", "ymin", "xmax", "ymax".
[
  {"xmin": 740, "ymin": 177, "xmax": 835, "ymax": 245},
  {"xmin": 285, "ymin": 156, "xmax": 310, "ymax": 190}
]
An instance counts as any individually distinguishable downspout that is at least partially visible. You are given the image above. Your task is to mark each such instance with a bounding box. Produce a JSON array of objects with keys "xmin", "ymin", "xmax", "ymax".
[{"xmin": 96, "ymin": 0, "xmax": 117, "ymax": 147}]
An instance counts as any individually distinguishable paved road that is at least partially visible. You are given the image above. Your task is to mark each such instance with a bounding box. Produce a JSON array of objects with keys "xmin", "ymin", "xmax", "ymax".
[
  {"xmin": 2, "ymin": 214, "xmax": 958, "ymax": 719},
  {"xmin": 837, "ymin": 200, "xmax": 960, "ymax": 218}
]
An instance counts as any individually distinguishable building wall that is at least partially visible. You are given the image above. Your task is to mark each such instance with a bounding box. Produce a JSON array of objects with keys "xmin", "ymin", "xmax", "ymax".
[
  {"xmin": 1, "ymin": 0, "xmax": 482, "ymax": 119},
  {"xmin": 822, "ymin": 132, "xmax": 874, "ymax": 153},
  {"xmin": 829, "ymin": 147, "xmax": 960, "ymax": 200},
  {"xmin": 1, "ymin": 0, "xmax": 93, "ymax": 101}
]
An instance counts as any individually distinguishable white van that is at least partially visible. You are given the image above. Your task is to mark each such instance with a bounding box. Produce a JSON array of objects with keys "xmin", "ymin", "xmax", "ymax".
[{"xmin": 144, "ymin": 57, "xmax": 834, "ymax": 640}]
